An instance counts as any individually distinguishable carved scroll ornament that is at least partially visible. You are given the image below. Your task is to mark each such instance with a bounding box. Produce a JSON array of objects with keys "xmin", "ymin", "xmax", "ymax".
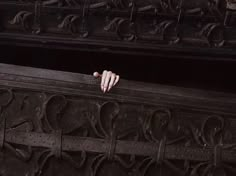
[
  {"xmin": 1, "ymin": 0, "xmax": 236, "ymax": 57},
  {"xmin": 0, "ymin": 64, "xmax": 236, "ymax": 176}
]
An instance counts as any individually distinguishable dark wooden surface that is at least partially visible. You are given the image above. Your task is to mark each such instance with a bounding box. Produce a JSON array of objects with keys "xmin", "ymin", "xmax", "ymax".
[
  {"xmin": 1, "ymin": 0, "xmax": 236, "ymax": 94},
  {"xmin": 0, "ymin": 63, "xmax": 236, "ymax": 176},
  {"xmin": 0, "ymin": 0, "xmax": 236, "ymax": 60},
  {"xmin": 1, "ymin": 44, "xmax": 236, "ymax": 93},
  {"xmin": 1, "ymin": 1, "xmax": 236, "ymax": 175}
]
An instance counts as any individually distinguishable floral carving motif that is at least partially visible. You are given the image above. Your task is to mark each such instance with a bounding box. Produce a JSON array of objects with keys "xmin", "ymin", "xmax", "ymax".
[
  {"xmin": 88, "ymin": 102, "xmax": 138, "ymax": 176},
  {"xmin": 9, "ymin": 11, "xmax": 33, "ymax": 31},
  {"xmin": 0, "ymin": 89, "xmax": 32, "ymax": 162},
  {"xmin": 189, "ymin": 116, "xmax": 236, "ymax": 176},
  {"xmin": 0, "ymin": 87, "xmax": 235, "ymax": 176},
  {"xmin": 35, "ymin": 95, "xmax": 87, "ymax": 175},
  {"xmin": 138, "ymin": 109, "xmax": 186, "ymax": 176}
]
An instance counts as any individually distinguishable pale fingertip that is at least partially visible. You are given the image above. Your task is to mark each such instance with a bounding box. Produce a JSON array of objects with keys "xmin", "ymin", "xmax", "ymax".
[
  {"xmin": 108, "ymin": 85, "xmax": 112, "ymax": 92},
  {"xmin": 107, "ymin": 73, "xmax": 116, "ymax": 91},
  {"xmin": 114, "ymin": 75, "xmax": 120, "ymax": 86},
  {"xmin": 103, "ymin": 71, "xmax": 111, "ymax": 92},
  {"xmin": 101, "ymin": 70, "xmax": 107, "ymax": 89}
]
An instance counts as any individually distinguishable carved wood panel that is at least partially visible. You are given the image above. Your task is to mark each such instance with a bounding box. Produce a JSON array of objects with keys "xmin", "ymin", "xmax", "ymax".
[
  {"xmin": 0, "ymin": 63, "xmax": 235, "ymax": 176},
  {"xmin": 0, "ymin": 0, "xmax": 236, "ymax": 58}
]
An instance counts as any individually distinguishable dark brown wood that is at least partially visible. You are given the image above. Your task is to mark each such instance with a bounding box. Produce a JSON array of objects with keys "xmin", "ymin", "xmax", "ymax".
[
  {"xmin": 1, "ymin": 1, "xmax": 236, "ymax": 175},
  {"xmin": 0, "ymin": 0, "xmax": 236, "ymax": 60},
  {"xmin": 0, "ymin": 63, "xmax": 235, "ymax": 176}
]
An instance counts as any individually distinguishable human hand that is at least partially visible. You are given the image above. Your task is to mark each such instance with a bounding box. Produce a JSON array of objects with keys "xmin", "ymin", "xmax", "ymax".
[{"xmin": 93, "ymin": 70, "xmax": 120, "ymax": 93}]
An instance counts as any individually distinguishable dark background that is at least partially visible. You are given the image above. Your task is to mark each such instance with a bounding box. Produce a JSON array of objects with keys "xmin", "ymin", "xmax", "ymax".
[{"xmin": 1, "ymin": 44, "xmax": 236, "ymax": 93}]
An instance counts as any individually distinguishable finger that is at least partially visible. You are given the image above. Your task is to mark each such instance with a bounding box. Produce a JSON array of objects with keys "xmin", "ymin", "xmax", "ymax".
[
  {"xmin": 108, "ymin": 73, "xmax": 116, "ymax": 91},
  {"xmin": 113, "ymin": 75, "xmax": 120, "ymax": 86},
  {"xmin": 93, "ymin": 72, "xmax": 101, "ymax": 78},
  {"xmin": 101, "ymin": 70, "xmax": 107, "ymax": 91},
  {"xmin": 103, "ymin": 71, "xmax": 112, "ymax": 93}
]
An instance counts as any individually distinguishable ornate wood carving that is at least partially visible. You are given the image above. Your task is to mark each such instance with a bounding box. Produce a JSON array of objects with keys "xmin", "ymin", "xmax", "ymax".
[
  {"xmin": 0, "ymin": 0, "xmax": 236, "ymax": 59},
  {"xmin": 0, "ymin": 63, "xmax": 235, "ymax": 176}
]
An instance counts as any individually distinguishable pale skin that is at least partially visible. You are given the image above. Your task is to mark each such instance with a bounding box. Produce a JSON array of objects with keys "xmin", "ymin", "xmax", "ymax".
[{"xmin": 93, "ymin": 70, "xmax": 120, "ymax": 93}]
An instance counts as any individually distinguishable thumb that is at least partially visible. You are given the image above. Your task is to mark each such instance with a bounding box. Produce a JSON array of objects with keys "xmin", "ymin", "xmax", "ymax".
[{"xmin": 93, "ymin": 72, "xmax": 101, "ymax": 78}]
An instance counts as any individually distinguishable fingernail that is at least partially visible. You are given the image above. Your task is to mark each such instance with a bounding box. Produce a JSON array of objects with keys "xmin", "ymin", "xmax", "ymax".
[
  {"xmin": 104, "ymin": 87, "xmax": 107, "ymax": 93},
  {"xmin": 108, "ymin": 86, "xmax": 111, "ymax": 91}
]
